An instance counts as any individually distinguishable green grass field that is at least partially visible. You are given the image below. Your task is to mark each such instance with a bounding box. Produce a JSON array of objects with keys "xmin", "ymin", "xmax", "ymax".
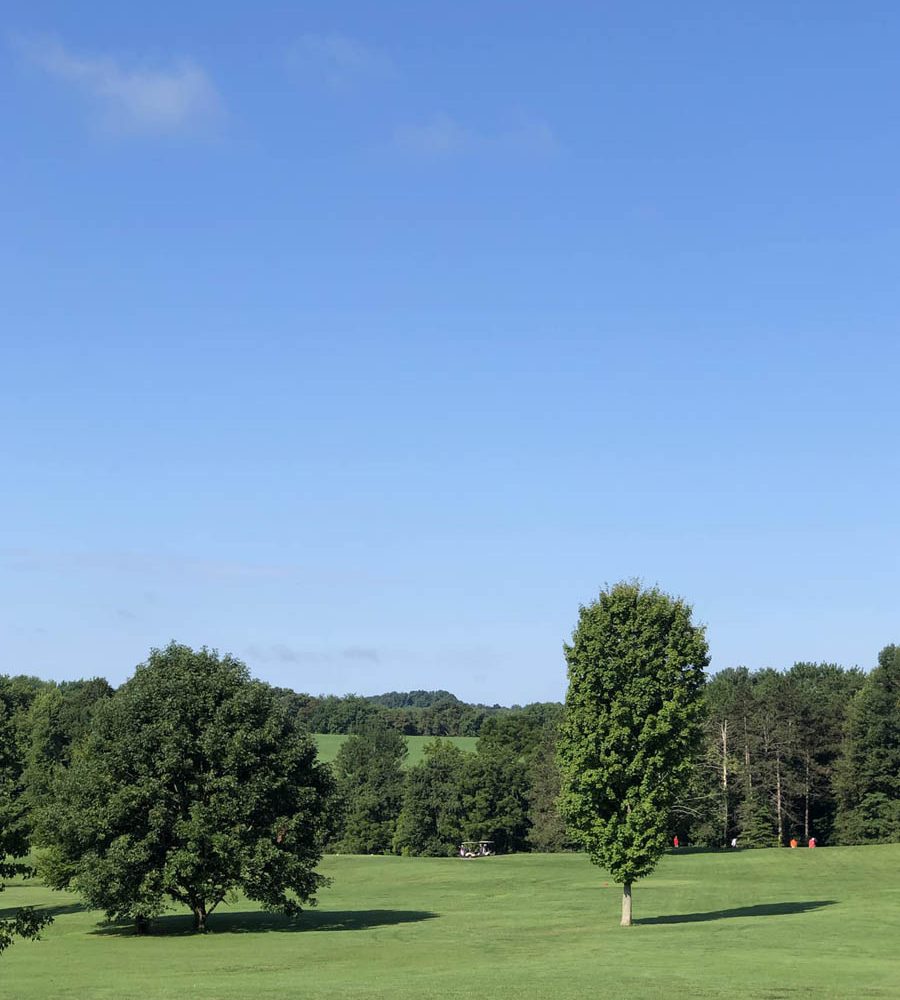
[
  {"xmin": 312, "ymin": 733, "xmax": 478, "ymax": 767},
  {"xmin": 2, "ymin": 846, "xmax": 899, "ymax": 999}
]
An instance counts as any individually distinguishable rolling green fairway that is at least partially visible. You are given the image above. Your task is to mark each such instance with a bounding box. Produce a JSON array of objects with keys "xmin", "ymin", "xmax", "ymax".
[
  {"xmin": 312, "ymin": 733, "xmax": 478, "ymax": 767},
  {"xmin": 2, "ymin": 846, "xmax": 899, "ymax": 999}
]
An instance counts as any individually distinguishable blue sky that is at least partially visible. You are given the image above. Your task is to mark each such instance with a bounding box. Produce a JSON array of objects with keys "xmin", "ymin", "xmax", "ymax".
[{"xmin": 2, "ymin": 2, "xmax": 898, "ymax": 703}]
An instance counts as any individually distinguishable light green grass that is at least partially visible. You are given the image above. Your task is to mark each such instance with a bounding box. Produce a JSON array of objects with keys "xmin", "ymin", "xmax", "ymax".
[
  {"xmin": 2, "ymin": 846, "xmax": 899, "ymax": 999},
  {"xmin": 312, "ymin": 733, "xmax": 478, "ymax": 767}
]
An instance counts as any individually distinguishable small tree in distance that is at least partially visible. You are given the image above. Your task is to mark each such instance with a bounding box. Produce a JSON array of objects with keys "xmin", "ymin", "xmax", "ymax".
[{"xmin": 558, "ymin": 582, "xmax": 708, "ymax": 926}]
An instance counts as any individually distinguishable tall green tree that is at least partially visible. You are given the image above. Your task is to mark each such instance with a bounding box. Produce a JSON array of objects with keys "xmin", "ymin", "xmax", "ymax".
[
  {"xmin": 333, "ymin": 721, "xmax": 407, "ymax": 854},
  {"xmin": 460, "ymin": 747, "xmax": 531, "ymax": 853},
  {"xmin": 526, "ymin": 725, "xmax": 570, "ymax": 852},
  {"xmin": 23, "ymin": 678, "xmax": 114, "ymax": 816},
  {"xmin": 834, "ymin": 645, "xmax": 900, "ymax": 844},
  {"xmin": 393, "ymin": 740, "xmax": 467, "ymax": 856},
  {"xmin": 1, "ymin": 694, "xmax": 51, "ymax": 956},
  {"xmin": 557, "ymin": 582, "xmax": 709, "ymax": 926},
  {"xmin": 36, "ymin": 643, "xmax": 335, "ymax": 932},
  {"xmin": 788, "ymin": 663, "xmax": 864, "ymax": 843}
]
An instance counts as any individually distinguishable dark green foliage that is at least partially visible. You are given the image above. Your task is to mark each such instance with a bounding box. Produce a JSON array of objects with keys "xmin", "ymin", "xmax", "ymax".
[
  {"xmin": 23, "ymin": 678, "xmax": 114, "ymax": 815},
  {"xmin": 35, "ymin": 643, "xmax": 335, "ymax": 932},
  {"xmin": 306, "ymin": 695, "xmax": 382, "ymax": 735},
  {"xmin": 788, "ymin": 662, "xmax": 864, "ymax": 843},
  {"xmin": 479, "ymin": 704, "xmax": 567, "ymax": 851},
  {"xmin": 0, "ymin": 676, "xmax": 53, "ymax": 855},
  {"xmin": 558, "ymin": 582, "xmax": 709, "ymax": 898},
  {"xmin": 333, "ymin": 721, "xmax": 407, "ymax": 853},
  {"xmin": 367, "ymin": 690, "xmax": 460, "ymax": 709},
  {"xmin": 834, "ymin": 645, "xmax": 900, "ymax": 844},
  {"xmin": 684, "ymin": 663, "xmax": 866, "ymax": 848},
  {"xmin": 460, "ymin": 747, "xmax": 531, "ymax": 853},
  {"xmin": 393, "ymin": 740, "xmax": 467, "ymax": 856},
  {"xmin": 479, "ymin": 703, "xmax": 563, "ymax": 759},
  {"xmin": 1, "ymin": 690, "xmax": 53, "ymax": 956},
  {"xmin": 736, "ymin": 787, "xmax": 777, "ymax": 847},
  {"xmin": 301, "ymin": 690, "xmax": 508, "ymax": 737},
  {"xmin": 526, "ymin": 728, "xmax": 570, "ymax": 852}
]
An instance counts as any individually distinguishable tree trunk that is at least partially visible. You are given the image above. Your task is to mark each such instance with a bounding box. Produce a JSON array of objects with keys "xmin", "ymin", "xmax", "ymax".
[
  {"xmin": 721, "ymin": 720, "xmax": 729, "ymax": 846},
  {"xmin": 804, "ymin": 753, "xmax": 810, "ymax": 842},
  {"xmin": 743, "ymin": 716, "xmax": 752, "ymax": 791},
  {"xmin": 620, "ymin": 882, "xmax": 633, "ymax": 927},
  {"xmin": 193, "ymin": 903, "xmax": 208, "ymax": 933},
  {"xmin": 135, "ymin": 913, "xmax": 150, "ymax": 936},
  {"xmin": 775, "ymin": 751, "xmax": 783, "ymax": 846}
]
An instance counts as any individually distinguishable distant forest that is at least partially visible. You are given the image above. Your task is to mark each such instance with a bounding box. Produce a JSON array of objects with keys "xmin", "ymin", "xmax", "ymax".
[{"xmin": 2, "ymin": 646, "xmax": 898, "ymax": 861}]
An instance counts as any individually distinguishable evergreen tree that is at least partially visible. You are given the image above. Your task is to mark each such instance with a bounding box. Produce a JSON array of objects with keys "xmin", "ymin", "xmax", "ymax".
[
  {"xmin": 736, "ymin": 786, "xmax": 776, "ymax": 847},
  {"xmin": 834, "ymin": 645, "xmax": 900, "ymax": 844},
  {"xmin": 557, "ymin": 582, "xmax": 708, "ymax": 926}
]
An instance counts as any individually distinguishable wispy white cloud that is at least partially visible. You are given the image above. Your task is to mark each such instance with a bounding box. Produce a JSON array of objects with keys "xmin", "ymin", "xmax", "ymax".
[
  {"xmin": 244, "ymin": 643, "xmax": 380, "ymax": 665},
  {"xmin": 17, "ymin": 36, "xmax": 220, "ymax": 134},
  {"xmin": 2, "ymin": 547, "xmax": 294, "ymax": 582},
  {"xmin": 342, "ymin": 646, "xmax": 380, "ymax": 663},
  {"xmin": 393, "ymin": 113, "xmax": 472, "ymax": 156},
  {"xmin": 393, "ymin": 113, "xmax": 559, "ymax": 159},
  {"xmin": 288, "ymin": 33, "xmax": 395, "ymax": 91}
]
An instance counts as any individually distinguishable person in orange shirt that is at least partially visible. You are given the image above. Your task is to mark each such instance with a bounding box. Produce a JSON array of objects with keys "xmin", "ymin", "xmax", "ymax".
[{"xmin": 789, "ymin": 837, "xmax": 798, "ymax": 848}]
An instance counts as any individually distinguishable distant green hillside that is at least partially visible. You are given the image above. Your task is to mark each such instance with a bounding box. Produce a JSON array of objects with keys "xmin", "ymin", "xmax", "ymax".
[{"xmin": 313, "ymin": 733, "xmax": 478, "ymax": 767}]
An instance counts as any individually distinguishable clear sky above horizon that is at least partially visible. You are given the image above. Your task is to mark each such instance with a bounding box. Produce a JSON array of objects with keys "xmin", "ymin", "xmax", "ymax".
[{"xmin": 2, "ymin": 1, "xmax": 898, "ymax": 704}]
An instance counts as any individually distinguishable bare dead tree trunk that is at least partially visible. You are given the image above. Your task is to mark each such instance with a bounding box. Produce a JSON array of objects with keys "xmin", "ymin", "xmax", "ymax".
[
  {"xmin": 743, "ymin": 716, "xmax": 752, "ymax": 791},
  {"xmin": 721, "ymin": 719, "xmax": 729, "ymax": 846},
  {"xmin": 804, "ymin": 752, "xmax": 810, "ymax": 842},
  {"xmin": 775, "ymin": 750, "xmax": 783, "ymax": 846},
  {"xmin": 621, "ymin": 882, "xmax": 633, "ymax": 927}
]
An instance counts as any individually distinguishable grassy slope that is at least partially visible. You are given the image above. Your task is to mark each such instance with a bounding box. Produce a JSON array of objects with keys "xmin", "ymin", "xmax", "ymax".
[
  {"xmin": 2, "ymin": 846, "xmax": 899, "ymax": 999},
  {"xmin": 312, "ymin": 733, "xmax": 478, "ymax": 767}
]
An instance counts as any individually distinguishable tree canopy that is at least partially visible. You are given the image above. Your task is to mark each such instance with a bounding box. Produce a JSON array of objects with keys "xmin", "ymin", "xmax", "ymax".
[
  {"xmin": 36, "ymin": 643, "xmax": 336, "ymax": 932},
  {"xmin": 557, "ymin": 582, "xmax": 709, "ymax": 925},
  {"xmin": 333, "ymin": 720, "xmax": 407, "ymax": 854},
  {"xmin": 835, "ymin": 645, "xmax": 900, "ymax": 844},
  {"xmin": 1, "ymin": 688, "xmax": 52, "ymax": 956}
]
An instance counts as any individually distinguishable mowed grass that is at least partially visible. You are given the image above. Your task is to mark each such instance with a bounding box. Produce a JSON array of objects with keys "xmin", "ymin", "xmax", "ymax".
[
  {"xmin": 2, "ymin": 846, "xmax": 899, "ymax": 999},
  {"xmin": 312, "ymin": 733, "xmax": 478, "ymax": 767}
]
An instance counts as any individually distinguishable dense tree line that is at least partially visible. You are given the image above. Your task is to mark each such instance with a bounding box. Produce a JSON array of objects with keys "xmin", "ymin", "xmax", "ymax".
[
  {"xmin": 330, "ymin": 707, "xmax": 567, "ymax": 857},
  {"xmin": 285, "ymin": 689, "xmax": 513, "ymax": 737},
  {"xmin": 681, "ymin": 661, "xmax": 874, "ymax": 847},
  {"xmin": 1, "ymin": 641, "xmax": 898, "ymax": 945}
]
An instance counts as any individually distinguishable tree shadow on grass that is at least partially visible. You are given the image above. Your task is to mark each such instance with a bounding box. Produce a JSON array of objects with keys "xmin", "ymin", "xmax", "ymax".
[
  {"xmin": 93, "ymin": 908, "xmax": 439, "ymax": 937},
  {"xmin": 0, "ymin": 901, "xmax": 89, "ymax": 920},
  {"xmin": 638, "ymin": 900, "xmax": 836, "ymax": 925}
]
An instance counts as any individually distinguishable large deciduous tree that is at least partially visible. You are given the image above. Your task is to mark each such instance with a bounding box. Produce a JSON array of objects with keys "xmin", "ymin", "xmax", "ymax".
[
  {"xmin": 36, "ymin": 643, "xmax": 336, "ymax": 933},
  {"xmin": 557, "ymin": 582, "xmax": 708, "ymax": 926},
  {"xmin": 1, "ymin": 691, "xmax": 52, "ymax": 956}
]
